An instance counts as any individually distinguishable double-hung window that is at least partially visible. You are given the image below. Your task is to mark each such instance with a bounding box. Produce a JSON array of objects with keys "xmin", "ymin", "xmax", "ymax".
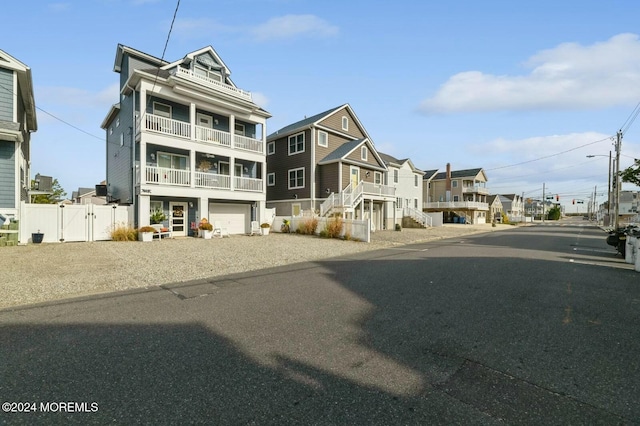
[
  {"xmin": 288, "ymin": 168, "xmax": 305, "ymax": 189},
  {"xmin": 288, "ymin": 133, "xmax": 304, "ymax": 155}
]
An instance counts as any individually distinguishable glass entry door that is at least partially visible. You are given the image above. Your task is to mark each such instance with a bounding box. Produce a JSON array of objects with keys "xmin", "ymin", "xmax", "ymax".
[{"xmin": 169, "ymin": 202, "xmax": 187, "ymax": 237}]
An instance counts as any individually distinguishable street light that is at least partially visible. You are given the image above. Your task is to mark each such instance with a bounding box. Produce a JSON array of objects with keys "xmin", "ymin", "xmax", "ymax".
[{"xmin": 586, "ymin": 152, "xmax": 612, "ymax": 226}]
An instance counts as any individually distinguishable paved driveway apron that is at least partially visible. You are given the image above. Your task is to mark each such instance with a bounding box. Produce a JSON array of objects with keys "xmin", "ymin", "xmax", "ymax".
[{"xmin": 0, "ymin": 223, "xmax": 638, "ymax": 424}]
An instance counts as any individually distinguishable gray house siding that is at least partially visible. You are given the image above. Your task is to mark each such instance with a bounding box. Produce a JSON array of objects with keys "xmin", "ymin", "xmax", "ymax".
[
  {"xmin": 105, "ymin": 102, "xmax": 133, "ymax": 204},
  {"xmin": 0, "ymin": 141, "xmax": 16, "ymax": 208},
  {"xmin": 0, "ymin": 68, "xmax": 13, "ymax": 121},
  {"xmin": 266, "ymin": 130, "xmax": 312, "ymax": 201}
]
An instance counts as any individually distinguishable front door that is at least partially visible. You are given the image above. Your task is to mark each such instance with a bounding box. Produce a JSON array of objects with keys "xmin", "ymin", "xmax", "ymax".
[
  {"xmin": 169, "ymin": 202, "xmax": 187, "ymax": 237},
  {"xmin": 350, "ymin": 166, "xmax": 360, "ymax": 188}
]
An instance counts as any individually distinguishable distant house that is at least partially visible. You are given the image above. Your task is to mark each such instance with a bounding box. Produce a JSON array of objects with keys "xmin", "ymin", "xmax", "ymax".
[
  {"xmin": 486, "ymin": 195, "xmax": 504, "ymax": 223},
  {"xmin": 423, "ymin": 163, "xmax": 489, "ymax": 224},
  {"xmin": 266, "ymin": 104, "xmax": 397, "ymax": 230},
  {"xmin": 101, "ymin": 44, "xmax": 271, "ymax": 235},
  {"xmin": 72, "ymin": 182, "xmax": 107, "ymax": 205},
  {"xmin": 499, "ymin": 194, "xmax": 524, "ymax": 221},
  {"xmin": 0, "ymin": 49, "xmax": 37, "ymax": 221}
]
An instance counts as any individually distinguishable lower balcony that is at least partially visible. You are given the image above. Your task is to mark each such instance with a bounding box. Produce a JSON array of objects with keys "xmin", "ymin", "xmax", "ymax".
[{"xmin": 141, "ymin": 165, "xmax": 263, "ymax": 192}]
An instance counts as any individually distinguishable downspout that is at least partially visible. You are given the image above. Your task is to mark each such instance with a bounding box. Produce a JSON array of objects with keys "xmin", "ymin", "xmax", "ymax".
[{"xmin": 310, "ymin": 125, "xmax": 315, "ymax": 212}]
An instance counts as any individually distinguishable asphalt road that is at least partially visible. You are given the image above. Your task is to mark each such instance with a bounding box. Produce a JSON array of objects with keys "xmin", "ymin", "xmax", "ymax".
[{"xmin": 1, "ymin": 219, "xmax": 638, "ymax": 424}]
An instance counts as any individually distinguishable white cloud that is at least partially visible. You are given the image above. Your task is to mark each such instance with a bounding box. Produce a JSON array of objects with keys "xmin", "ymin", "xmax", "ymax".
[
  {"xmin": 250, "ymin": 14, "xmax": 339, "ymax": 42},
  {"xmin": 37, "ymin": 83, "xmax": 120, "ymax": 109},
  {"xmin": 420, "ymin": 33, "xmax": 640, "ymax": 114}
]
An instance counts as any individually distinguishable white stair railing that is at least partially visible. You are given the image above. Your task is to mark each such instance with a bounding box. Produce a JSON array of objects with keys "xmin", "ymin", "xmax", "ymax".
[{"xmin": 403, "ymin": 207, "xmax": 432, "ymax": 227}]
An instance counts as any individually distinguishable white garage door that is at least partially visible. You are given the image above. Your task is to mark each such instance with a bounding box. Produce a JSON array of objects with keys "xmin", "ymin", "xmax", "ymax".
[{"xmin": 209, "ymin": 203, "xmax": 251, "ymax": 234}]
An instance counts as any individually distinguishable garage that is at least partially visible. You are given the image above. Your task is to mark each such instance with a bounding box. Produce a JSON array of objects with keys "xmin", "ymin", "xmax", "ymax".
[{"xmin": 209, "ymin": 202, "xmax": 251, "ymax": 235}]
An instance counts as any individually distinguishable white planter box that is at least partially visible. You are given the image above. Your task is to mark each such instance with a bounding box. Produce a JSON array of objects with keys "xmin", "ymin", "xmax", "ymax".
[
  {"xmin": 261, "ymin": 227, "xmax": 270, "ymax": 235},
  {"xmin": 139, "ymin": 232, "xmax": 153, "ymax": 242},
  {"xmin": 201, "ymin": 230, "xmax": 213, "ymax": 239}
]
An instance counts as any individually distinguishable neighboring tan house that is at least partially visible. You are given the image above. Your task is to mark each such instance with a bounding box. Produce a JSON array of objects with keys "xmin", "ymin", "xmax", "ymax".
[
  {"xmin": 422, "ymin": 169, "xmax": 439, "ymax": 204},
  {"xmin": 499, "ymin": 194, "xmax": 524, "ymax": 221},
  {"xmin": 618, "ymin": 190, "xmax": 639, "ymax": 224},
  {"xmin": 0, "ymin": 49, "xmax": 37, "ymax": 223},
  {"xmin": 423, "ymin": 163, "xmax": 489, "ymax": 224},
  {"xmin": 265, "ymin": 104, "xmax": 397, "ymax": 230},
  {"xmin": 72, "ymin": 182, "xmax": 107, "ymax": 205},
  {"xmin": 487, "ymin": 195, "xmax": 504, "ymax": 223},
  {"xmin": 102, "ymin": 44, "xmax": 271, "ymax": 235}
]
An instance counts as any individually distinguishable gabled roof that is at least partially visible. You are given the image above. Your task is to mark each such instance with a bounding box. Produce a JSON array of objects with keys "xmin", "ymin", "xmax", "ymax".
[
  {"xmin": 422, "ymin": 169, "xmax": 439, "ymax": 181},
  {"xmin": 378, "ymin": 152, "xmax": 425, "ymax": 175},
  {"xmin": 500, "ymin": 194, "xmax": 519, "ymax": 201},
  {"xmin": 0, "ymin": 49, "xmax": 37, "ymax": 131},
  {"xmin": 433, "ymin": 168, "xmax": 486, "ymax": 181},
  {"xmin": 318, "ymin": 138, "xmax": 386, "ymax": 171},
  {"xmin": 267, "ymin": 104, "xmax": 371, "ymax": 142},
  {"xmin": 161, "ymin": 46, "xmax": 235, "ymax": 85},
  {"xmin": 487, "ymin": 195, "xmax": 502, "ymax": 205},
  {"xmin": 114, "ymin": 44, "xmax": 167, "ymax": 73}
]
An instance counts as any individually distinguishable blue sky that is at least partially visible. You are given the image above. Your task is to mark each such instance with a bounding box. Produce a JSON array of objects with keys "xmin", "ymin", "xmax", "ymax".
[{"xmin": 3, "ymin": 0, "xmax": 640, "ymax": 212}]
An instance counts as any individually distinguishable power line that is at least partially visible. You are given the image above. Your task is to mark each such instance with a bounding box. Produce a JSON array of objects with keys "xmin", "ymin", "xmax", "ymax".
[{"xmin": 620, "ymin": 100, "xmax": 640, "ymax": 136}]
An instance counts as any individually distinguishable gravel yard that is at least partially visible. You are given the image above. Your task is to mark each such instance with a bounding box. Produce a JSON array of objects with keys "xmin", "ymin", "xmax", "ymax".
[{"xmin": 1, "ymin": 224, "xmax": 514, "ymax": 310}]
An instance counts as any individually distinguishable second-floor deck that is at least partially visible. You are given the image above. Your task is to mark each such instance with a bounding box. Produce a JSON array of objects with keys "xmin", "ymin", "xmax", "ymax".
[
  {"xmin": 138, "ymin": 164, "xmax": 263, "ymax": 193},
  {"xmin": 137, "ymin": 113, "xmax": 264, "ymax": 154}
]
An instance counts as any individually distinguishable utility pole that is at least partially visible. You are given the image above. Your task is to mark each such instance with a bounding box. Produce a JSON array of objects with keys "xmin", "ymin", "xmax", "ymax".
[
  {"xmin": 614, "ymin": 131, "xmax": 622, "ymax": 229},
  {"xmin": 607, "ymin": 150, "xmax": 612, "ymax": 226},
  {"xmin": 542, "ymin": 182, "xmax": 545, "ymax": 223}
]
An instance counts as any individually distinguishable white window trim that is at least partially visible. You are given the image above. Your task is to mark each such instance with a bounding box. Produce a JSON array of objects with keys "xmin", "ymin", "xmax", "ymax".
[
  {"xmin": 394, "ymin": 169, "xmax": 399, "ymax": 184},
  {"xmin": 317, "ymin": 130, "xmax": 328, "ymax": 147},
  {"xmin": 116, "ymin": 117, "xmax": 120, "ymax": 127},
  {"xmin": 267, "ymin": 141, "xmax": 275, "ymax": 155},
  {"xmin": 288, "ymin": 132, "xmax": 305, "ymax": 155},
  {"xmin": 361, "ymin": 146, "xmax": 367, "ymax": 161},
  {"xmin": 414, "ymin": 175, "xmax": 419, "ymax": 187},
  {"xmin": 267, "ymin": 172, "xmax": 275, "ymax": 186},
  {"xmin": 288, "ymin": 167, "xmax": 305, "ymax": 189},
  {"xmin": 374, "ymin": 171, "xmax": 382, "ymax": 185},
  {"xmin": 119, "ymin": 133, "xmax": 124, "ymax": 147},
  {"xmin": 235, "ymin": 122, "xmax": 245, "ymax": 136},
  {"xmin": 197, "ymin": 112, "xmax": 213, "ymax": 128},
  {"xmin": 452, "ymin": 180, "xmax": 458, "ymax": 188},
  {"xmin": 158, "ymin": 151, "xmax": 189, "ymax": 170},
  {"xmin": 342, "ymin": 116, "xmax": 348, "ymax": 131},
  {"xmin": 153, "ymin": 101, "xmax": 172, "ymax": 118}
]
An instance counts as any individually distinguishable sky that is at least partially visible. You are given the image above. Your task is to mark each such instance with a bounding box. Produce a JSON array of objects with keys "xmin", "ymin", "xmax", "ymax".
[{"xmin": 3, "ymin": 0, "xmax": 640, "ymax": 213}]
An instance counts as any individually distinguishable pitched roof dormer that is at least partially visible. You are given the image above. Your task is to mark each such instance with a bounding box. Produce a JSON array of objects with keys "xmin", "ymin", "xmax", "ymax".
[
  {"xmin": 318, "ymin": 138, "xmax": 386, "ymax": 171},
  {"xmin": 0, "ymin": 49, "xmax": 37, "ymax": 131}
]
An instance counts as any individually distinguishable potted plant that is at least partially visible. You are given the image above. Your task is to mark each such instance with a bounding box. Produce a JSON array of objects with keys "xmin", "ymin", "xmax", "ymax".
[
  {"xmin": 138, "ymin": 226, "xmax": 156, "ymax": 242},
  {"xmin": 281, "ymin": 219, "xmax": 290, "ymax": 233},
  {"xmin": 150, "ymin": 208, "xmax": 167, "ymax": 225},
  {"xmin": 32, "ymin": 229, "xmax": 44, "ymax": 244},
  {"xmin": 260, "ymin": 222, "xmax": 271, "ymax": 236},
  {"xmin": 198, "ymin": 219, "xmax": 214, "ymax": 239}
]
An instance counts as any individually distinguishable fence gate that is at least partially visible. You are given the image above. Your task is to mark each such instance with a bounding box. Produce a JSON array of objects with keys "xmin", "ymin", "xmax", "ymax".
[{"xmin": 19, "ymin": 202, "xmax": 133, "ymax": 244}]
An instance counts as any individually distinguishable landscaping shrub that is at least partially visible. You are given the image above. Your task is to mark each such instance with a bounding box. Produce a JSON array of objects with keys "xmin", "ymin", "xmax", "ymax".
[
  {"xmin": 325, "ymin": 216, "xmax": 343, "ymax": 238},
  {"xmin": 297, "ymin": 217, "xmax": 319, "ymax": 235},
  {"xmin": 111, "ymin": 224, "xmax": 137, "ymax": 241}
]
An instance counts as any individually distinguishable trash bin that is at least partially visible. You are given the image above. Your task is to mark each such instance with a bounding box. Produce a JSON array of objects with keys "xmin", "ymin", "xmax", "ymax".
[
  {"xmin": 460, "ymin": 217, "xmax": 466, "ymax": 224},
  {"xmin": 453, "ymin": 217, "xmax": 459, "ymax": 223}
]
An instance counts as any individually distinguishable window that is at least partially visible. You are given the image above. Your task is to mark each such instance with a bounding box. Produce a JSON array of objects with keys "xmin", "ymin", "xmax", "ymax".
[
  {"xmin": 361, "ymin": 146, "xmax": 367, "ymax": 161},
  {"xmin": 153, "ymin": 102, "xmax": 171, "ymax": 118},
  {"xmin": 267, "ymin": 141, "xmax": 275, "ymax": 155},
  {"xmin": 414, "ymin": 175, "xmax": 419, "ymax": 187},
  {"xmin": 288, "ymin": 133, "xmax": 305, "ymax": 155},
  {"xmin": 197, "ymin": 113, "xmax": 213, "ymax": 128},
  {"xmin": 397, "ymin": 197, "xmax": 403, "ymax": 207},
  {"xmin": 394, "ymin": 170, "xmax": 398, "ymax": 184},
  {"xmin": 453, "ymin": 195, "xmax": 459, "ymax": 202},
  {"xmin": 452, "ymin": 180, "xmax": 458, "ymax": 188},
  {"xmin": 235, "ymin": 122, "xmax": 245, "ymax": 136},
  {"xmin": 342, "ymin": 116, "xmax": 348, "ymax": 131},
  {"xmin": 194, "ymin": 65, "xmax": 222, "ymax": 82},
  {"xmin": 414, "ymin": 199, "xmax": 418, "ymax": 209},
  {"xmin": 317, "ymin": 130, "xmax": 328, "ymax": 147},
  {"xmin": 116, "ymin": 118, "xmax": 120, "ymax": 127},
  {"xmin": 109, "ymin": 127, "xmax": 113, "ymax": 135},
  {"xmin": 119, "ymin": 133, "xmax": 124, "ymax": 147},
  {"xmin": 374, "ymin": 171, "xmax": 382, "ymax": 185},
  {"xmin": 158, "ymin": 152, "xmax": 188, "ymax": 170},
  {"xmin": 150, "ymin": 201, "xmax": 162, "ymax": 214},
  {"xmin": 267, "ymin": 173, "xmax": 275, "ymax": 186},
  {"xmin": 288, "ymin": 168, "xmax": 305, "ymax": 189}
]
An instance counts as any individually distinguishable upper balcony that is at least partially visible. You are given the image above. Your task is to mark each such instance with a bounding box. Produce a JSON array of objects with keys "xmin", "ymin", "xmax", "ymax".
[
  {"xmin": 171, "ymin": 67, "xmax": 253, "ymax": 102},
  {"xmin": 137, "ymin": 113, "xmax": 263, "ymax": 155},
  {"xmin": 462, "ymin": 184, "xmax": 489, "ymax": 195}
]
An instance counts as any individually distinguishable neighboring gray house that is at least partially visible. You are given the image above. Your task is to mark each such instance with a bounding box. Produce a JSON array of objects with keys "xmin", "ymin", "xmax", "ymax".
[
  {"xmin": 102, "ymin": 44, "xmax": 271, "ymax": 235},
  {"xmin": 0, "ymin": 49, "xmax": 37, "ymax": 220}
]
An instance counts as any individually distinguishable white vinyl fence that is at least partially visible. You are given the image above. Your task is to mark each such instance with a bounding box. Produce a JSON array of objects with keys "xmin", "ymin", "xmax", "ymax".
[
  {"xmin": 19, "ymin": 202, "xmax": 133, "ymax": 244},
  {"xmin": 290, "ymin": 216, "xmax": 371, "ymax": 243}
]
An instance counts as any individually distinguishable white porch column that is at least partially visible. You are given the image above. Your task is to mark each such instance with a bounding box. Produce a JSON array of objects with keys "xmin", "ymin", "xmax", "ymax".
[
  {"xmin": 230, "ymin": 157, "xmax": 235, "ymax": 191},
  {"xmin": 190, "ymin": 149, "xmax": 196, "ymax": 188},
  {"xmin": 229, "ymin": 114, "xmax": 235, "ymax": 149},
  {"xmin": 199, "ymin": 196, "xmax": 209, "ymax": 222},
  {"xmin": 139, "ymin": 141, "xmax": 147, "ymax": 184},
  {"xmin": 139, "ymin": 194, "xmax": 151, "ymax": 227},
  {"xmin": 190, "ymin": 103, "xmax": 196, "ymax": 141}
]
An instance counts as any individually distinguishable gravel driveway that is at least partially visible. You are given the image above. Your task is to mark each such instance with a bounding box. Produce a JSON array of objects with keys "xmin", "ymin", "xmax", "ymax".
[{"xmin": 1, "ymin": 224, "xmax": 514, "ymax": 310}]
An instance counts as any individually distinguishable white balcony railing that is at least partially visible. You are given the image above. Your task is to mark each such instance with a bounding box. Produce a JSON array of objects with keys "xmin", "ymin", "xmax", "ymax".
[
  {"xmin": 146, "ymin": 166, "xmax": 190, "ymax": 186},
  {"xmin": 194, "ymin": 172, "xmax": 231, "ymax": 190},
  {"xmin": 235, "ymin": 176, "xmax": 263, "ymax": 192},
  {"xmin": 141, "ymin": 114, "xmax": 191, "ymax": 139},
  {"xmin": 195, "ymin": 126, "xmax": 231, "ymax": 148},
  {"xmin": 462, "ymin": 185, "xmax": 489, "ymax": 195},
  {"xmin": 173, "ymin": 67, "xmax": 253, "ymax": 101},
  {"xmin": 234, "ymin": 134, "xmax": 264, "ymax": 153},
  {"xmin": 423, "ymin": 201, "xmax": 489, "ymax": 210}
]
